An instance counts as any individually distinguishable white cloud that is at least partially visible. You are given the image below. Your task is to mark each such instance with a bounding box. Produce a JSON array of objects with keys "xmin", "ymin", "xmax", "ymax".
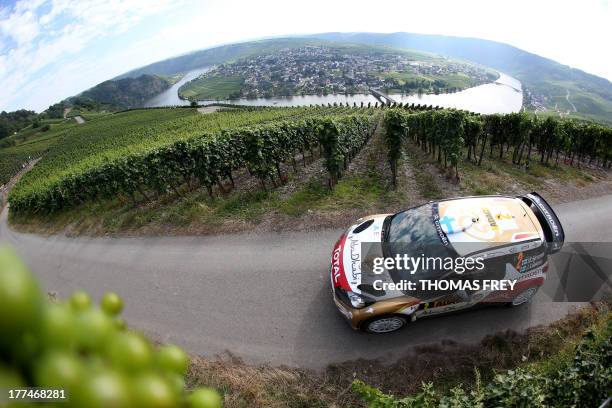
[{"xmin": 0, "ymin": 0, "xmax": 179, "ymax": 111}]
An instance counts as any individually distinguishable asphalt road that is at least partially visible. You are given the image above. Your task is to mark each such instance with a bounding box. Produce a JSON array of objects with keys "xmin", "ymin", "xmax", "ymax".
[{"xmin": 1, "ymin": 194, "xmax": 611, "ymax": 369}]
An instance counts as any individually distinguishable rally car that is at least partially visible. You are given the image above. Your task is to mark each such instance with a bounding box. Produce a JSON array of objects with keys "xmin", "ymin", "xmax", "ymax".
[{"xmin": 330, "ymin": 192, "xmax": 564, "ymax": 333}]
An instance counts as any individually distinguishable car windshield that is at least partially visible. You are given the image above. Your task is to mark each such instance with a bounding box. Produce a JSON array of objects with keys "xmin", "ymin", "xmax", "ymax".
[{"xmin": 384, "ymin": 203, "xmax": 457, "ymax": 283}]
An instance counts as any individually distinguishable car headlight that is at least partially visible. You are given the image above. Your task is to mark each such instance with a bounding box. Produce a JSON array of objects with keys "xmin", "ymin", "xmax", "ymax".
[{"xmin": 346, "ymin": 290, "xmax": 374, "ymax": 309}]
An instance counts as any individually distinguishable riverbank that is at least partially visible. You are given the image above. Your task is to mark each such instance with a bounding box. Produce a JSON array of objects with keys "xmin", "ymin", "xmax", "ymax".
[{"xmin": 147, "ymin": 70, "xmax": 522, "ymax": 114}]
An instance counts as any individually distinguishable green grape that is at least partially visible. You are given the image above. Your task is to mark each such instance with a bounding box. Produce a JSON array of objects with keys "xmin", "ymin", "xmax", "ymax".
[
  {"xmin": 165, "ymin": 372, "xmax": 186, "ymax": 396},
  {"xmin": 69, "ymin": 290, "xmax": 92, "ymax": 311},
  {"xmin": 74, "ymin": 308, "xmax": 114, "ymax": 351},
  {"xmin": 71, "ymin": 369, "xmax": 131, "ymax": 408},
  {"xmin": 101, "ymin": 292, "xmax": 124, "ymax": 316},
  {"xmin": 132, "ymin": 373, "xmax": 178, "ymax": 408},
  {"xmin": 114, "ymin": 317, "xmax": 127, "ymax": 331},
  {"xmin": 40, "ymin": 303, "xmax": 76, "ymax": 348},
  {"xmin": 188, "ymin": 387, "xmax": 223, "ymax": 408},
  {"xmin": 0, "ymin": 246, "xmax": 225, "ymax": 408},
  {"xmin": 0, "ymin": 246, "xmax": 43, "ymax": 341},
  {"xmin": 35, "ymin": 351, "xmax": 82, "ymax": 389},
  {"xmin": 156, "ymin": 345, "xmax": 189, "ymax": 376},
  {"xmin": 106, "ymin": 332, "xmax": 153, "ymax": 372}
]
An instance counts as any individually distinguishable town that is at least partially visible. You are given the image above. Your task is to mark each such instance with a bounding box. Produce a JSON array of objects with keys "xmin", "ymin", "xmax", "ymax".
[{"xmin": 182, "ymin": 46, "xmax": 498, "ymax": 99}]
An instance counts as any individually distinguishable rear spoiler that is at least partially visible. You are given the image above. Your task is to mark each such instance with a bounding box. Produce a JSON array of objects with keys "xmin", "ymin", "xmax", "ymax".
[{"xmin": 521, "ymin": 192, "xmax": 565, "ymax": 253}]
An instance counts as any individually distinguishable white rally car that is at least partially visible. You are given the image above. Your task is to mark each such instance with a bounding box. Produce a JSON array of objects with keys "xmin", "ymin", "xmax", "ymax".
[{"xmin": 330, "ymin": 193, "xmax": 564, "ymax": 333}]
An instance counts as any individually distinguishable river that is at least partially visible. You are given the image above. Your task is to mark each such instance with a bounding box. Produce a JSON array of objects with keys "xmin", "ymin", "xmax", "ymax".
[
  {"xmin": 145, "ymin": 71, "xmax": 523, "ymax": 114},
  {"xmin": 144, "ymin": 67, "xmax": 210, "ymax": 107}
]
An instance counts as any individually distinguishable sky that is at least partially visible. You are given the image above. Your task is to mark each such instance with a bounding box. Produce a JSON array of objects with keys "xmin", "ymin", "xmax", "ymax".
[{"xmin": 0, "ymin": 0, "xmax": 610, "ymax": 112}]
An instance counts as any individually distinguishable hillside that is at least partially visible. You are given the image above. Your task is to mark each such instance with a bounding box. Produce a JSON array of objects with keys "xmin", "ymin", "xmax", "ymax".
[
  {"xmin": 310, "ymin": 32, "xmax": 612, "ymax": 124},
  {"xmin": 116, "ymin": 38, "xmax": 333, "ymax": 79},
  {"xmin": 76, "ymin": 74, "xmax": 172, "ymax": 109},
  {"xmin": 0, "ymin": 109, "xmax": 38, "ymax": 139}
]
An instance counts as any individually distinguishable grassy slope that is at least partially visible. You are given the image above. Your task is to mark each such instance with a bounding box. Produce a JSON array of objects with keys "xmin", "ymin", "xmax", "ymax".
[
  {"xmin": 0, "ymin": 119, "xmax": 81, "ymax": 185},
  {"xmin": 179, "ymin": 76, "xmax": 244, "ymax": 100},
  {"xmin": 376, "ymin": 71, "xmax": 479, "ymax": 90}
]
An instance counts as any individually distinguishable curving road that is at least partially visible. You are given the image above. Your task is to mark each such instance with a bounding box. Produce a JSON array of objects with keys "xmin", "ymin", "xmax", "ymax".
[{"xmin": 1, "ymin": 195, "xmax": 611, "ymax": 369}]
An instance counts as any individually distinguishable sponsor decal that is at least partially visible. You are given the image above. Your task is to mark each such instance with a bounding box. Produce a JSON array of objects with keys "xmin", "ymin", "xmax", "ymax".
[
  {"xmin": 349, "ymin": 238, "xmax": 361, "ymax": 283},
  {"xmin": 331, "ymin": 235, "xmax": 350, "ymax": 290},
  {"xmin": 437, "ymin": 198, "xmax": 534, "ymax": 244},
  {"xmin": 422, "ymin": 299, "xmax": 456, "ymax": 310},
  {"xmin": 397, "ymin": 304, "xmax": 419, "ymax": 316},
  {"xmin": 482, "ymin": 208, "xmax": 498, "ymax": 231},
  {"xmin": 417, "ymin": 300, "xmax": 468, "ymax": 317},
  {"xmin": 515, "ymin": 252, "xmax": 545, "ymax": 274},
  {"xmin": 515, "ymin": 252, "xmax": 524, "ymax": 271},
  {"xmin": 432, "ymin": 203, "xmax": 450, "ymax": 246},
  {"xmin": 529, "ymin": 194, "xmax": 561, "ymax": 238}
]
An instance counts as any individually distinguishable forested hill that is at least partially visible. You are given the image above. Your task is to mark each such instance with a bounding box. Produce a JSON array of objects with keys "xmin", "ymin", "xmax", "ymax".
[
  {"xmin": 115, "ymin": 39, "xmax": 330, "ymax": 79},
  {"xmin": 0, "ymin": 110, "xmax": 37, "ymax": 139},
  {"xmin": 77, "ymin": 74, "xmax": 171, "ymax": 109},
  {"xmin": 309, "ymin": 32, "xmax": 612, "ymax": 124}
]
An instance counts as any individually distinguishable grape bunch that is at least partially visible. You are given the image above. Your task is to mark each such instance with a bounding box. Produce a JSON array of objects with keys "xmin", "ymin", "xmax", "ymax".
[{"xmin": 0, "ymin": 246, "xmax": 222, "ymax": 408}]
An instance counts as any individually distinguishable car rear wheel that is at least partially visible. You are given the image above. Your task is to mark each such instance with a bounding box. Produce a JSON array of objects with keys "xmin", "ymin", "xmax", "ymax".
[
  {"xmin": 508, "ymin": 287, "xmax": 538, "ymax": 307},
  {"xmin": 363, "ymin": 315, "xmax": 407, "ymax": 334}
]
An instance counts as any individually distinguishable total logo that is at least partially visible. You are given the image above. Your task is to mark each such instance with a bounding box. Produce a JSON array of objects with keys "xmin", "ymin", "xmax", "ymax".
[{"xmin": 332, "ymin": 246, "xmax": 342, "ymax": 285}]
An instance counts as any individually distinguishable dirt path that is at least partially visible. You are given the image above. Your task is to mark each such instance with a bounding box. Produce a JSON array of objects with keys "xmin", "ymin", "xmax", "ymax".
[
  {"xmin": 0, "ymin": 158, "xmax": 40, "ymax": 210},
  {"xmin": 74, "ymin": 115, "xmax": 85, "ymax": 124},
  {"xmin": 565, "ymin": 89, "xmax": 577, "ymax": 113}
]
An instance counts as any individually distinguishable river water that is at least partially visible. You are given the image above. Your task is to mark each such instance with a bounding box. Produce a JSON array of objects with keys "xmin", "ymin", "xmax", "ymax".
[
  {"xmin": 145, "ymin": 71, "xmax": 523, "ymax": 114},
  {"xmin": 144, "ymin": 67, "xmax": 210, "ymax": 107}
]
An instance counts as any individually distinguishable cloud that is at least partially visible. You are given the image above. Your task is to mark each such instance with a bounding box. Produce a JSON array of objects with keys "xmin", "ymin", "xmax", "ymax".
[{"xmin": 0, "ymin": 0, "xmax": 179, "ymax": 111}]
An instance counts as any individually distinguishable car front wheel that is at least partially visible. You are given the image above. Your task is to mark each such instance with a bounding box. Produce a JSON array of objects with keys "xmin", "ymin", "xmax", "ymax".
[{"xmin": 363, "ymin": 315, "xmax": 407, "ymax": 334}]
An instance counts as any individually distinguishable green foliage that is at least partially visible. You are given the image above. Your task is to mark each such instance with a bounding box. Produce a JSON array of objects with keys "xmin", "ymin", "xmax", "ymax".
[
  {"xmin": 179, "ymin": 76, "xmax": 245, "ymax": 100},
  {"xmin": 9, "ymin": 106, "xmax": 376, "ymax": 213},
  {"xmin": 383, "ymin": 110, "xmax": 405, "ymax": 186},
  {"xmin": 383, "ymin": 107, "xmax": 612, "ymax": 181},
  {"xmin": 0, "ymin": 245, "xmax": 223, "ymax": 407},
  {"xmin": 353, "ymin": 316, "xmax": 612, "ymax": 408},
  {"xmin": 77, "ymin": 74, "xmax": 172, "ymax": 110},
  {"xmin": 318, "ymin": 115, "xmax": 375, "ymax": 187},
  {"xmin": 0, "ymin": 119, "xmax": 79, "ymax": 185},
  {"xmin": 385, "ymin": 108, "xmax": 467, "ymax": 179},
  {"xmin": 0, "ymin": 109, "xmax": 38, "ymax": 139}
]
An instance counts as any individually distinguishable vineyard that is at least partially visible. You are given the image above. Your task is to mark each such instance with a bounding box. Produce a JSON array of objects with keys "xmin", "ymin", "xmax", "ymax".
[
  {"xmin": 7, "ymin": 102, "xmax": 612, "ymax": 217},
  {"xmin": 9, "ymin": 106, "xmax": 378, "ymax": 213},
  {"xmin": 0, "ymin": 119, "xmax": 79, "ymax": 186},
  {"xmin": 384, "ymin": 107, "xmax": 612, "ymax": 184}
]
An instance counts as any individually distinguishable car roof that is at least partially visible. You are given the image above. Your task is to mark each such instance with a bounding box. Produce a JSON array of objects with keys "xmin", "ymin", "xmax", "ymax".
[{"xmin": 436, "ymin": 196, "xmax": 543, "ymax": 256}]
